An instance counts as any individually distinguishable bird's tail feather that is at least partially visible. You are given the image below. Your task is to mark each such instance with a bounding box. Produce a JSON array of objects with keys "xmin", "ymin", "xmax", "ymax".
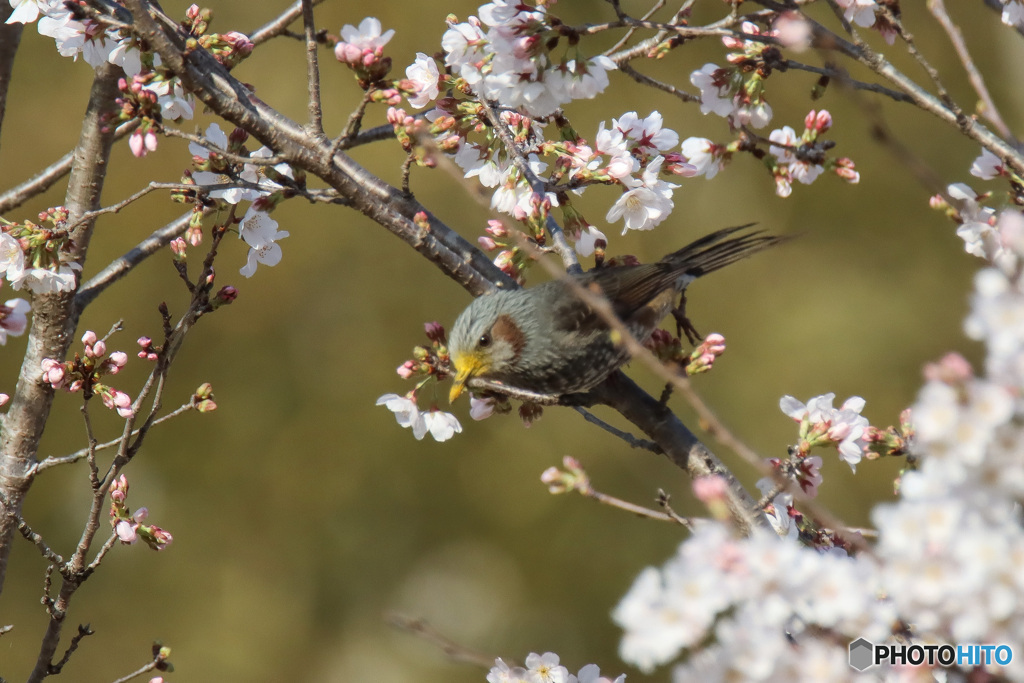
[{"xmin": 662, "ymin": 224, "xmax": 790, "ymax": 276}]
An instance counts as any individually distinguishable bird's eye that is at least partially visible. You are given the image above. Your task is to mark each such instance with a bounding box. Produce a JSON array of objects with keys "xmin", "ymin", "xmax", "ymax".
[{"xmin": 478, "ymin": 332, "xmax": 492, "ymax": 348}]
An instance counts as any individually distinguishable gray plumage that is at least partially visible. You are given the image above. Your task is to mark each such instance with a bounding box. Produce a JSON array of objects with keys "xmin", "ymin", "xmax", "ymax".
[{"xmin": 449, "ymin": 226, "xmax": 786, "ymax": 397}]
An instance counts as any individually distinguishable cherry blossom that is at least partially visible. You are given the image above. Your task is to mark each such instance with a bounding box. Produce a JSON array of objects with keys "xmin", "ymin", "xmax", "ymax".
[
  {"xmin": 238, "ymin": 208, "xmax": 289, "ymax": 277},
  {"xmin": 405, "ymin": 53, "xmax": 440, "ymax": 108},
  {"xmin": 0, "ymin": 299, "xmax": 30, "ymax": 344}
]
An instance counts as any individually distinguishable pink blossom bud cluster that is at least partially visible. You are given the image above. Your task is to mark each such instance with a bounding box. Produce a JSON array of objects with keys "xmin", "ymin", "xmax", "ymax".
[
  {"xmin": 108, "ymin": 474, "xmax": 173, "ymax": 551},
  {"xmin": 41, "ymin": 330, "xmax": 134, "ymax": 418},
  {"xmin": 198, "ymin": 31, "xmax": 254, "ymax": 69},
  {"xmin": 684, "ymin": 333, "xmax": 726, "ymax": 376},
  {"xmin": 386, "ymin": 106, "xmax": 431, "ymax": 160},
  {"xmin": 0, "ymin": 211, "xmax": 81, "ymax": 295},
  {"xmin": 394, "ymin": 321, "xmax": 452, "ymax": 383},
  {"xmin": 137, "ymin": 336, "xmax": 159, "ymax": 362},
  {"xmin": 183, "ymin": 3, "xmax": 211, "ymax": 36},
  {"xmin": 767, "ymin": 109, "xmax": 858, "ymax": 198},
  {"xmin": 539, "ymin": 456, "xmax": 588, "ymax": 495},
  {"xmin": 333, "ymin": 17, "xmax": 395, "ymax": 83}
]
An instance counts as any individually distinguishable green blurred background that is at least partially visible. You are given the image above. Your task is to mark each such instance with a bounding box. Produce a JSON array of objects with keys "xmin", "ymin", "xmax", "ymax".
[{"xmin": 1, "ymin": 1, "xmax": 1020, "ymax": 681}]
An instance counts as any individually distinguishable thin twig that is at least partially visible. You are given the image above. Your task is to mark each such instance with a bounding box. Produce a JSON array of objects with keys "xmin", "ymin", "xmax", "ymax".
[
  {"xmin": 48, "ymin": 623, "xmax": 95, "ymax": 675},
  {"xmin": 783, "ymin": 60, "xmax": 915, "ymax": 103},
  {"xmin": 300, "ymin": 0, "xmax": 324, "ymax": 136},
  {"xmin": 109, "ymin": 658, "xmax": 160, "ymax": 683},
  {"xmin": 34, "ymin": 402, "xmax": 195, "ymax": 473},
  {"xmin": 476, "ymin": 97, "xmax": 581, "ymax": 274},
  {"xmin": 604, "ymin": 0, "xmax": 667, "ymax": 55},
  {"xmin": 0, "ymin": 121, "xmax": 138, "ymax": 215},
  {"xmin": 928, "ymin": 0, "xmax": 1014, "ymax": 142},
  {"xmin": 617, "ymin": 62, "xmax": 698, "ymax": 102},
  {"xmin": 73, "ymin": 210, "xmax": 198, "ymax": 314},
  {"xmin": 12, "ymin": 505, "xmax": 64, "ymax": 565},
  {"xmin": 334, "ymin": 91, "xmax": 373, "ymax": 157},
  {"xmin": 656, "ymin": 489, "xmax": 694, "ymax": 527},
  {"xmin": 250, "ymin": 0, "xmax": 318, "ymax": 45},
  {"xmin": 84, "ymin": 533, "xmax": 118, "ymax": 577},
  {"xmin": 162, "ymin": 127, "xmax": 287, "ymax": 165},
  {"xmin": 386, "ymin": 613, "xmax": 497, "ymax": 669},
  {"xmin": 581, "ymin": 483, "xmax": 691, "ymax": 525}
]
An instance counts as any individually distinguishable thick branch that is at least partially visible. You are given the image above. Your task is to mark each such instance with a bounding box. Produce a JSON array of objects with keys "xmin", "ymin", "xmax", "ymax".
[
  {"xmin": 0, "ymin": 64, "xmax": 121, "ymax": 601},
  {"xmin": 0, "ymin": 5, "xmax": 23, "ymax": 147}
]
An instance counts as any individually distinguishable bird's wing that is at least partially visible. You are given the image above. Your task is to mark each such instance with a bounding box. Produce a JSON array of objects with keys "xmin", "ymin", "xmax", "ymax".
[{"xmin": 550, "ymin": 264, "xmax": 677, "ymax": 336}]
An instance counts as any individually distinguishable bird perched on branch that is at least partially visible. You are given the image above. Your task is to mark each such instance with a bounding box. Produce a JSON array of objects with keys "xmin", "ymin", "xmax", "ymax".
[{"xmin": 447, "ymin": 225, "xmax": 788, "ymax": 402}]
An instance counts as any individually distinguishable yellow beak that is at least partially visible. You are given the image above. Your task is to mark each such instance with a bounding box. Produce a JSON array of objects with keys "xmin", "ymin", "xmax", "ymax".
[{"xmin": 449, "ymin": 351, "xmax": 485, "ymax": 403}]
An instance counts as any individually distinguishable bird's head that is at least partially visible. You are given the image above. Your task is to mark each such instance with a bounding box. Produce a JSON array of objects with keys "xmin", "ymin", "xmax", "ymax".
[{"xmin": 447, "ymin": 294, "xmax": 527, "ymax": 402}]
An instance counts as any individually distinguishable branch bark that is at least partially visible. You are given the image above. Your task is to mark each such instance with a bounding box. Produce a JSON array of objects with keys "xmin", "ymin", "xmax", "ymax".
[{"xmin": 0, "ymin": 62, "xmax": 120, "ymax": 598}]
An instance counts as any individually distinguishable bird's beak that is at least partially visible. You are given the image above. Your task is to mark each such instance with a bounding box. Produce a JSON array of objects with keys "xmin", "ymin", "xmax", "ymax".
[{"xmin": 449, "ymin": 351, "xmax": 483, "ymax": 403}]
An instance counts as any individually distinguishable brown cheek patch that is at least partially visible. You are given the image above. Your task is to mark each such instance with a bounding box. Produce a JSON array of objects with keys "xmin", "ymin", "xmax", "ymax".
[{"xmin": 491, "ymin": 314, "xmax": 527, "ymax": 361}]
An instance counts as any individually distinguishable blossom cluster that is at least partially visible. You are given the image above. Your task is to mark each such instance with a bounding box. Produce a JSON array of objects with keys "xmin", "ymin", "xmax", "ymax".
[
  {"xmin": 109, "ymin": 475, "xmax": 173, "ymax": 550},
  {"xmin": 614, "ymin": 164, "xmax": 1024, "ymax": 680},
  {"xmin": 0, "ymin": 207, "xmax": 81, "ymax": 294},
  {"xmin": 180, "ymin": 122, "xmax": 296, "ymax": 277},
  {"xmin": 614, "ymin": 521, "xmax": 893, "ymax": 678},
  {"xmin": 377, "ymin": 322, "xmax": 464, "ymax": 442},
  {"xmin": 380, "ymin": 5, "xmax": 862, "ymax": 278},
  {"xmin": 41, "ymin": 329, "xmax": 134, "ymax": 418},
  {"xmin": 486, "ymin": 652, "xmax": 623, "ymax": 683},
  {"xmin": 10, "ymin": 1, "xmax": 253, "ymax": 163},
  {"xmin": 768, "ymin": 110, "xmax": 859, "ymax": 197},
  {"xmin": 438, "ymin": 3, "xmax": 617, "ymax": 119}
]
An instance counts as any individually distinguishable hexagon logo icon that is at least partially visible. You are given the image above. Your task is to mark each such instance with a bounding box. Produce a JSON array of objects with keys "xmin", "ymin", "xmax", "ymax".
[{"xmin": 849, "ymin": 638, "xmax": 874, "ymax": 671}]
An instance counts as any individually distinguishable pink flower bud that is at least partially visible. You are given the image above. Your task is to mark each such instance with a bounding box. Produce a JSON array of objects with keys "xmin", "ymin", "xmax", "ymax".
[
  {"xmin": 109, "ymin": 351, "xmax": 128, "ymax": 368},
  {"xmin": 215, "ymin": 286, "xmax": 238, "ymax": 304},
  {"xmin": 92, "ymin": 340, "xmax": 107, "ymax": 357},
  {"xmin": 0, "ymin": 393, "xmax": 8, "ymax": 406},
  {"xmin": 144, "ymin": 131, "xmax": 158, "ymax": 152},
  {"xmin": 923, "ymin": 352, "xmax": 973, "ymax": 384},
  {"xmin": 82, "ymin": 330, "xmax": 97, "ymax": 346},
  {"xmin": 149, "ymin": 526, "xmax": 173, "ymax": 548},
  {"xmin": 692, "ymin": 475, "xmax": 728, "ymax": 502},
  {"xmin": 540, "ymin": 466, "xmax": 561, "ymax": 485},
  {"xmin": 814, "ymin": 110, "xmax": 832, "ymax": 132},
  {"xmin": 424, "ymin": 321, "xmax": 446, "ymax": 343},
  {"xmin": 129, "ymin": 131, "xmax": 146, "ymax": 157},
  {"xmin": 834, "ymin": 157, "xmax": 859, "ymax": 183},
  {"xmin": 804, "ymin": 109, "xmax": 817, "ymax": 131},
  {"xmin": 396, "ymin": 360, "xmax": 415, "ymax": 379},
  {"xmin": 477, "ymin": 235, "xmax": 497, "ymax": 251},
  {"xmin": 485, "ymin": 220, "xmax": 508, "ymax": 238}
]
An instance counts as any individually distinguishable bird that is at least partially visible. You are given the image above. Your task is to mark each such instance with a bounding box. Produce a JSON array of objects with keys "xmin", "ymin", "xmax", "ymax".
[{"xmin": 447, "ymin": 225, "xmax": 787, "ymax": 403}]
